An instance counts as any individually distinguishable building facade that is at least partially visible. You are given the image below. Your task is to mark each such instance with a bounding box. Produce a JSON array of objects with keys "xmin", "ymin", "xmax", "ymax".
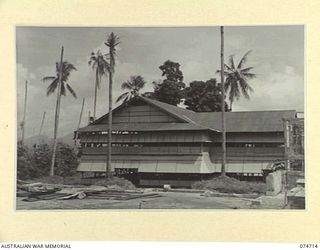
[{"xmin": 76, "ymin": 96, "xmax": 297, "ymax": 187}]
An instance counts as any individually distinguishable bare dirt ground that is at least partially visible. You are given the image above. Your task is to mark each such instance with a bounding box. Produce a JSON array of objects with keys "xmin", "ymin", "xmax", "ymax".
[{"xmin": 16, "ymin": 191, "xmax": 286, "ymax": 210}]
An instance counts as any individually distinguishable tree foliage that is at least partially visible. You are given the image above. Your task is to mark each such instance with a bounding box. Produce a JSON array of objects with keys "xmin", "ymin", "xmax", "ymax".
[
  {"xmin": 88, "ymin": 50, "xmax": 109, "ymax": 118},
  {"xmin": 42, "ymin": 61, "xmax": 77, "ymax": 98},
  {"xmin": 54, "ymin": 143, "xmax": 79, "ymax": 177},
  {"xmin": 216, "ymin": 50, "xmax": 256, "ymax": 110},
  {"xmin": 153, "ymin": 80, "xmax": 185, "ymax": 106},
  {"xmin": 116, "ymin": 75, "xmax": 146, "ymax": 104},
  {"xmin": 153, "ymin": 60, "xmax": 185, "ymax": 106},
  {"xmin": 17, "ymin": 143, "xmax": 33, "ymax": 180},
  {"xmin": 17, "ymin": 143, "xmax": 79, "ymax": 180},
  {"xmin": 159, "ymin": 60, "xmax": 184, "ymax": 82},
  {"xmin": 31, "ymin": 143, "xmax": 51, "ymax": 177},
  {"xmin": 184, "ymin": 79, "xmax": 229, "ymax": 112}
]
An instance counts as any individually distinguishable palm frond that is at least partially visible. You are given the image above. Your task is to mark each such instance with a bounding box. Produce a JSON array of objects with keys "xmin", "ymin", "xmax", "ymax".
[
  {"xmin": 228, "ymin": 55, "xmax": 235, "ymax": 69},
  {"xmin": 216, "ymin": 69, "xmax": 229, "ymax": 75},
  {"xmin": 237, "ymin": 50, "xmax": 252, "ymax": 69},
  {"xmin": 240, "ymin": 66, "xmax": 254, "ymax": 73},
  {"xmin": 42, "ymin": 76, "xmax": 56, "ymax": 82},
  {"xmin": 105, "ymin": 32, "xmax": 120, "ymax": 72},
  {"xmin": 229, "ymin": 79, "xmax": 241, "ymax": 102},
  {"xmin": 64, "ymin": 62, "xmax": 77, "ymax": 72},
  {"xmin": 121, "ymin": 80, "xmax": 133, "ymax": 90},
  {"xmin": 46, "ymin": 78, "xmax": 59, "ymax": 96},
  {"xmin": 242, "ymin": 72, "xmax": 256, "ymax": 79},
  {"xmin": 116, "ymin": 92, "xmax": 129, "ymax": 103},
  {"xmin": 66, "ymin": 84, "xmax": 77, "ymax": 98},
  {"xmin": 239, "ymin": 78, "xmax": 253, "ymax": 99}
]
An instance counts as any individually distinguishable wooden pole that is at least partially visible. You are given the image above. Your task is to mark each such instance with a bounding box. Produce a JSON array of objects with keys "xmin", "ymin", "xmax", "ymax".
[
  {"xmin": 93, "ymin": 70, "xmax": 98, "ymax": 120},
  {"xmin": 106, "ymin": 69, "xmax": 113, "ymax": 178},
  {"xmin": 50, "ymin": 46, "xmax": 64, "ymax": 177},
  {"xmin": 220, "ymin": 26, "xmax": 226, "ymax": 176},
  {"xmin": 39, "ymin": 111, "xmax": 46, "ymax": 136},
  {"xmin": 77, "ymin": 98, "xmax": 85, "ymax": 129},
  {"xmin": 88, "ymin": 110, "xmax": 91, "ymax": 124},
  {"xmin": 21, "ymin": 80, "xmax": 28, "ymax": 144}
]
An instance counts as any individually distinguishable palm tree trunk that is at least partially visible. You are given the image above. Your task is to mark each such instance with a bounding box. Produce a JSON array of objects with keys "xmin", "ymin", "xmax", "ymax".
[
  {"xmin": 93, "ymin": 69, "xmax": 98, "ymax": 119},
  {"xmin": 39, "ymin": 111, "xmax": 46, "ymax": 136},
  {"xmin": 50, "ymin": 46, "xmax": 64, "ymax": 177},
  {"xmin": 77, "ymin": 98, "xmax": 85, "ymax": 130},
  {"xmin": 106, "ymin": 69, "xmax": 113, "ymax": 178},
  {"xmin": 21, "ymin": 80, "xmax": 28, "ymax": 144},
  {"xmin": 220, "ymin": 26, "xmax": 226, "ymax": 177}
]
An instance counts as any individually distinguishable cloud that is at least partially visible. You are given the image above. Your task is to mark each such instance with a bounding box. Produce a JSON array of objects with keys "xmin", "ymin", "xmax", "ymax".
[{"xmin": 233, "ymin": 65, "xmax": 304, "ymax": 111}]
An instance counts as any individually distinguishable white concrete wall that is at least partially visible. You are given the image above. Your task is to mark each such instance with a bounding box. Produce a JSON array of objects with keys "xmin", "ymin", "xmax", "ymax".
[{"xmin": 266, "ymin": 170, "xmax": 283, "ymax": 196}]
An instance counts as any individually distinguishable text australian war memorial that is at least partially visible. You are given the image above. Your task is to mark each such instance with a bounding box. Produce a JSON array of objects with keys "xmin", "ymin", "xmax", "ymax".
[{"xmin": 75, "ymin": 95, "xmax": 304, "ymax": 187}]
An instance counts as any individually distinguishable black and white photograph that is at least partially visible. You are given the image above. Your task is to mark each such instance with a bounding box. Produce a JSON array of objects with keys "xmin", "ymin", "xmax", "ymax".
[{"xmin": 16, "ymin": 25, "xmax": 305, "ymax": 210}]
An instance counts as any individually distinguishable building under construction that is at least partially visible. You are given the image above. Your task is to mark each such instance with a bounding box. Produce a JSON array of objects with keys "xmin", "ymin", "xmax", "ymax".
[{"xmin": 75, "ymin": 96, "xmax": 302, "ymax": 187}]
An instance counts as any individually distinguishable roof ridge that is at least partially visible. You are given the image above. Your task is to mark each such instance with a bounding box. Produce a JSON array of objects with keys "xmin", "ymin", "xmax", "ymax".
[
  {"xmin": 138, "ymin": 96, "xmax": 197, "ymax": 123},
  {"xmin": 196, "ymin": 109, "xmax": 297, "ymax": 114}
]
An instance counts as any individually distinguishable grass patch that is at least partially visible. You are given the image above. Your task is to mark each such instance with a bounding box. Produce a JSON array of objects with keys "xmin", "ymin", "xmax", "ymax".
[{"xmin": 191, "ymin": 176, "xmax": 266, "ymax": 194}]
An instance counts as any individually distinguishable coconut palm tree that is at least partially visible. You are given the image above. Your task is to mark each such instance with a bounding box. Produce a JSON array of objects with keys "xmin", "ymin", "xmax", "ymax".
[
  {"xmin": 43, "ymin": 61, "xmax": 77, "ymax": 98},
  {"xmin": 217, "ymin": 50, "xmax": 256, "ymax": 110},
  {"xmin": 116, "ymin": 75, "xmax": 146, "ymax": 104},
  {"xmin": 104, "ymin": 32, "xmax": 120, "ymax": 178},
  {"xmin": 42, "ymin": 57, "xmax": 77, "ymax": 176},
  {"xmin": 88, "ymin": 50, "xmax": 109, "ymax": 120}
]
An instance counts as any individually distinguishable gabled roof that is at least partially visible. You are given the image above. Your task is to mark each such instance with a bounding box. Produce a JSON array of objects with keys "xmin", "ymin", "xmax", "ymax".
[
  {"xmin": 139, "ymin": 96, "xmax": 197, "ymax": 123},
  {"xmin": 79, "ymin": 96, "xmax": 297, "ymax": 133},
  {"xmin": 92, "ymin": 96, "xmax": 196, "ymax": 125}
]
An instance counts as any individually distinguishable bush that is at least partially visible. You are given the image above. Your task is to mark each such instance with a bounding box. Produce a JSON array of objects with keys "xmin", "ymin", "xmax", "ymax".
[
  {"xmin": 31, "ymin": 144, "xmax": 51, "ymax": 177},
  {"xmin": 93, "ymin": 176, "xmax": 136, "ymax": 190},
  {"xmin": 191, "ymin": 176, "xmax": 266, "ymax": 194},
  {"xmin": 17, "ymin": 142, "xmax": 79, "ymax": 180},
  {"xmin": 17, "ymin": 143, "xmax": 33, "ymax": 180},
  {"xmin": 55, "ymin": 143, "xmax": 79, "ymax": 177}
]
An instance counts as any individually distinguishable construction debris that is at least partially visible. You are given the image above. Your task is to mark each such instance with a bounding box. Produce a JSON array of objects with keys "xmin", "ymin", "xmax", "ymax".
[
  {"xmin": 85, "ymin": 191, "xmax": 161, "ymax": 200},
  {"xmin": 18, "ymin": 181, "xmax": 161, "ymax": 202}
]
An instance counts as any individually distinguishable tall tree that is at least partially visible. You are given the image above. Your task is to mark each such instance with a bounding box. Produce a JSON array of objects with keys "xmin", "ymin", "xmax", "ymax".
[
  {"xmin": 217, "ymin": 50, "xmax": 256, "ymax": 110},
  {"xmin": 42, "ymin": 48, "xmax": 77, "ymax": 176},
  {"xmin": 21, "ymin": 80, "xmax": 28, "ymax": 144},
  {"xmin": 220, "ymin": 26, "xmax": 226, "ymax": 177},
  {"xmin": 184, "ymin": 79, "xmax": 229, "ymax": 112},
  {"xmin": 153, "ymin": 60, "xmax": 185, "ymax": 106},
  {"xmin": 88, "ymin": 50, "xmax": 109, "ymax": 119},
  {"xmin": 116, "ymin": 75, "xmax": 146, "ymax": 104},
  {"xmin": 104, "ymin": 32, "xmax": 120, "ymax": 179},
  {"xmin": 159, "ymin": 60, "xmax": 184, "ymax": 82}
]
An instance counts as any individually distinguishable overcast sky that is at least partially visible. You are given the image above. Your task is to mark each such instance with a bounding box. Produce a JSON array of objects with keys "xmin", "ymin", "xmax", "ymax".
[{"xmin": 16, "ymin": 26, "xmax": 304, "ymax": 138}]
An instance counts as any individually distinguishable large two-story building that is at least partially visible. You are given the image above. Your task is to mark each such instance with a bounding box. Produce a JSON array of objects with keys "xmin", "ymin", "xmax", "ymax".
[{"xmin": 75, "ymin": 96, "xmax": 297, "ymax": 186}]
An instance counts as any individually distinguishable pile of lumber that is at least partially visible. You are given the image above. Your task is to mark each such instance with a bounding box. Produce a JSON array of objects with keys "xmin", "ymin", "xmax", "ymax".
[{"xmin": 17, "ymin": 181, "xmax": 161, "ymax": 202}]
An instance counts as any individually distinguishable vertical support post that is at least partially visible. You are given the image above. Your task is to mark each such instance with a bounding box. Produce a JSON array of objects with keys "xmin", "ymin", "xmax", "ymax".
[
  {"xmin": 220, "ymin": 26, "xmax": 226, "ymax": 176},
  {"xmin": 21, "ymin": 80, "xmax": 28, "ymax": 144},
  {"xmin": 77, "ymin": 98, "xmax": 85, "ymax": 130},
  {"xmin": 283, "ymin": 119, "xmax": 290, "ymax": 207},
  {"xmin": 39, "ymin": 111, "xmax": 46, "ymax": 136},
  {"xmin": 50, "ymin": 46, "xmax": 64, "ymax": 177},
  {"xmin": 106, "ymin": 69, "xmax": 113, "ymax": 178}
]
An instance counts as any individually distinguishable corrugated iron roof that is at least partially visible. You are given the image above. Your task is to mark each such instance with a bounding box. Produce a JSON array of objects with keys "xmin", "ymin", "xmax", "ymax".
[
  {"xmin": 78, "ymin": 96, "xmax": 297, "ymax": 133},
  {"xmin": 78, "ymin": 122, "xmax": 214, "ymax": 132},
  {"xmin": 192, "ymin": 110, "xmax": 297, "ymax": 132}
]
